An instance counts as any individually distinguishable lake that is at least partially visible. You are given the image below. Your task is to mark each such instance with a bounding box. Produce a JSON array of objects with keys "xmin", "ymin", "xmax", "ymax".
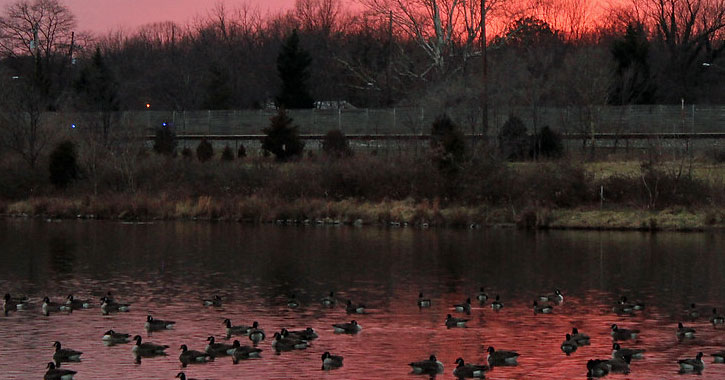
[{"xmin": 1, "ymin": 219, "xmax": 724, "ymax": 379}]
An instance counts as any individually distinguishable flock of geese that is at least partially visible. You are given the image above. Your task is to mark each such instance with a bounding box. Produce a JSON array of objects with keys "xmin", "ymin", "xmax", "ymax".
[{"xmin": 4, "ymin": 289, "xmax": 725, "ymax": 379}]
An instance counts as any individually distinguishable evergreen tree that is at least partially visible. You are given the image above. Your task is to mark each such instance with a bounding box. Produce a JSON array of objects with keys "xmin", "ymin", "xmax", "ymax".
[
  {"xmin": 498, "ymin": 116, "xmax": 529, "ymax": 161},
  {"xmin": 196, "ymin": 138, "xmax": 214, "ymax": 162},
  {"xmin": 610, "ymin": 23, "xmax": 656, "ymax": 104},
  {"xmin": 152, "ymin": 124, "xmax": 177, "ymax": 156},
  {"xmin": 430, "ymin": 114, "xmax": 466, "ymax": 172},
  {"xmin": 74, "ymin": 47, "xmax": 119, "ymax": 140},
  {"xmin": 49, "ymin": 141, "xmax": 79, "ymax": 188},
  {"xmin": 276, "ymin": 30, "xmax": 314, "ymax": 109},
  {"xmin": 262, "ymin": 109, "xmax": 305, "ymax": 161},
  {"xmin": 202, "ymin": 64, "xmax": 233, "ymax": 110},
  {"xmin": 322, "ymin": 129, "xmax": 352, "ymax": 158}
]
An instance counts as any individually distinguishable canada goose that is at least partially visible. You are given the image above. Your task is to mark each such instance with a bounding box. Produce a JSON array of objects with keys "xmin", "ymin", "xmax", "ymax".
[
  {"xmin": 282, "ymin": 327, "xmax": 318, "ymax": 340},
  {"xmin": 175, "ymin": 373, "xmax": 198, "ymax": 380},
  {"xmin": 179, "ymin": 344, "xmax": 212, "ymax": 365},
  {"xmin": 491, "ymin": 295, "xmax": 503, "ymax": 310},
  {"xmin": 205, "ymin": 336, "xmax": 235, "ymax": 356},
  {"xmin": 612, "ymin": 343, "xmax": 645, "ymax": 359},
  {"xmin": 248, "ymin": 321, "xmax": 266, "ymax": 343},
  {"xmin": 346, "ymin": 300, "xmax": 365, "ymax": 314},
  {"xmin": 476, "ymin": 287, "xmax": 489, "ymax": 303},
  {"xmin": 445, "ymin": 314, "xmax": 468, "ymax": 328},
  {"xmin": 271, "ymin": 332, "xmax": 308, "ymax": 351},
  {"xmin": 687, "ymin": 303, "xmax": 700, "ymax": 320},
  {"xmin": 539, "ymin": 288, "xmax": 564, "ymax": 303},
  {"xmin": 4, "ymin": 293, "xmax": 28, "ymax": 310},
  {"xmin": 203, "ymin": 295, "xmax": 222, "ymax": 307},
  {"xmin": 409, "ymin": 354, "xmax": 444, "ymax": 374},
  {"xmin": 52, "ymin": 341, "xmax": 82, "ymax": 362},
  {"xmin": 610, "ymin": 324, "xmax": 639, "ymax": 340},
  {"xmin": 131, "ymin": 335, "xmax": 168, "ymax": 356},
  {"xmin": 102, "ymin": 330, "xmax": 131, "ymax": 344},
  {"xmin": 145, "ymin": 315, "xmax": 175, "ymax": 330},
  {"xmin": 586, "ymin": 359, "xmax": 610, "ymax": 377},
  {"xmin": 606, "ymin": 354, "xmax": 632, "ymax": 373},
  {"xmin": 100, "ymin": 296, "xmax": 129, "ymax": 314},
  {"xmin": 571, "ymin": 328, "xmax": 590, "ymax": 346},
  {"xmin": 42, "ymin": 297, "xmax": 63, "ymax": 315},
  {"xmin": 617, "ymin": 296, "xmax": 644, "ymax": 311},
  {"xmin": 44, "ymin": 362, "xmax": 76, "ymax": 380},
  {"xmin": 561, "ymin": 334, "xmax": 578, "ymax": 355},
  {"xmin": 533, "ymin": 301, "xmax": 553, "ymax": 314},
  {"xmin": 332, "ymin": 320, "xmax": 362, "ymax": 334},
  {"xmin": 230, "ymin": 340, "xmax": 262, "ymax": 363},
  {"xmin": 321, "ymin": 351, "xmax": 344, "ymax": 369},
  {"xmin": 711, "ymin": 350, "xmax": 725, "ymax": 363},
  {"xmin": 454, "ymin": 298, "xmax": 472, "ymax": 313},
  {"xmin": 321, "ymin": 291, "xmax": 336, "ymax": 306},
  {"xmin": 676, "ymin": 322, "xmax": 696, "ymax": 339},
  {"xmin": 452, "ymin": 357, "xmax": 488, "ymax": 378},
  {"xmin": 223, "ymin": 319, "xmax": 251, "ymax": 338},
  {"xmin": 710, "ymin": 308, "xmax": 725, "ymax": 327},
  {"xmin": 287, "ymin": 294, "xmax": 299, "ymax": 308},
  {"xmin": 678, "ymin": 352, "xmax": 705, "ymax": 373},
  {"xmin": 63, "ymin": 295, "xmax": 90, "ymax": 310},
  {"xmin": 417, "ymin": 292, "xmax": 431, "ymax": 308},
  {"xmin": 612, "ymin": 297, "xmax": 635, "ymax": 315},
  {"xmin": 487, "ymin": 346, "xmax": 519, "ymax": 366}
]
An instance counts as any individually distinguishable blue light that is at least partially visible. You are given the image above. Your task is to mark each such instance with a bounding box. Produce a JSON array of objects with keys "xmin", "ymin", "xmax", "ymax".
[
  {"xmin": 162, "ymin": 122, "xmax": 167, "ymax": 127},
  {"xmin": 71, "ymin": 124, "xmax": 76, "ymax": 129}
]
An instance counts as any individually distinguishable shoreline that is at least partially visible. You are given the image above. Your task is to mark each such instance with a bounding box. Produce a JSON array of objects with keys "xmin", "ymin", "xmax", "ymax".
[{"xmin": 2, "ymin": 196, "xmax": 723, "ymax": 232}]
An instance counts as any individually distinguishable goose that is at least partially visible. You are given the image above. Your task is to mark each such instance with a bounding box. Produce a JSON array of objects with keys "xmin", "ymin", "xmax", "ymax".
[
  {"xmin": 710, "ymin": 308, "xmax": 725, "ymax": 327},
  {"xmin": 203, "ymin": 295, "xmax": 222, "ymax": 307},
  {"xmin": 271, "ymin": 332, "xmax": 308, "ymax": 351},
  {"xmin": 223, "ymin": 318, "xmax": 251, "ymax": 338},
  {"xmin": 610, "ymin": 324, "xmax": 639, "ymax": 340},
  {"xmin": 487, "ymin": 346, "xmax": 519, "ymax": 366},
  {"xmin": 102, "ymin": 330, "xmax": 131, "ymax": 344},
  {"xmin": 321, "ymin": 291, "xmax": 336, "ymax": 306},
  {"xmin": 63, "ymin": 295, "xmax": 90, "ymax": 310},
  {"xmin": 42, "ymin": 297, "xmax": 63, "ymax": 315},
  {"xmin": 332, "ymin": 320, "xmax": 362, "ymax": 334},
  {"xmin": 612, "ymin": 343, "xmax": 645, "ymax": 359},
  {"xmin": 131, "ymin": 335, "xmax": 168, "ymax": 356},
  {"xmin": 539, "ymin": 288, "xmax": 564, "ymax": 303},
  {"xmin": 287, "ymin": 294, "xmax": 299, "ymax": 308},
  {"xmin": 282, "ymin": 327, "xmax": 318, "ymax": 340},
  {"xmin": 678, "ymin": 352, "xmax": 705, "ymax": 373},
  {"xmin": 44, "ymin": 362, "xmax": 76, "ymax": 380},
  {"xmin": 687, "ymin": 303, "xmax": 700, "ymax": 320},
  {"xmin": 571, "ymin": 328, "xmax": 590, "ymax": 346},
  {"xmin": 586, "ymin": 359, "xmax": 610, "ymax": 377},
  {"xmin": 452, "ymin": 357, "xmax": 488, "ymax": 378},
  {"xmin": 417, "ymin": 292, "xmax": 431, "ymax": 308},
  {"xmin": 248, "ymin": 321, "xmax": 266, "ymax": 343},
  {"xmin": 606, "ymin": 354, "xmax": 632, "ymax": 373},
  {"xmin": 409, "ymin": 354, "xmax": 444, "ymax": 374},
  {"xmin": 4, "ymin": 293, "xmax": 28, "ymax": 310},
  {"xmin": 145, "ymin": 315, "xmax": 175, "ymax": 330},
  {"xmin": 322, "ymin": 351, "xmax": 344, "ymax": 369},
  {"xmin": 561, "ymin": 334, "xmax": 578, "ymax": 355},
  {"xmin": 476, "ymin": 287, "xmax": 489, "ymax": 303},
  {"xmin": 175, "ymin": 373, "xmax": 198, "ymax": 380},
  {"xmin": 100, "ymin": 296, "xmax": 129, "ymax": 314},
  {"xmin": 52, "ymin": 341, "xmax": 82, "ymax": 362},
  {"xmin": 179, "ymin": 344, "xmax": 213, "ymax": 364},
  {"xmin": 676, "ymin": 322, "xmax": 696, "ymax": 339},
  {"xmin": 612, "ymin": 297, "xmax": 635, "ymax": 315},
  {"xmin": 533, "ymin": 301, "xmax": 553, "ymax": 314},
  {"xmin": 454, "ymin": 298, "xmax": 472, "ymax": 313},
  {"xmin": 231, "ymin": 340, "xmax": 262, "ymax": 362},
  {"xmin": 618, "ymin": 296, "xmax": 644, "ymax": 311},
  {"xmin": 712, "ymin": 351, "xmax": 725, "ymax": 363},
  {"xmin": 491, "ymin": 295, "xmax": 503, "ymax": 310},
  {"xmin": 445, "ymin": 314, "xmax": 468, "ymax": 328},
  {"xmin": 205, "ymin": 336, "xmax": 235, "ymax": 356},
  {"xmin": 346, "ymin": 300, "xmax": 365, "ymax": 314}
]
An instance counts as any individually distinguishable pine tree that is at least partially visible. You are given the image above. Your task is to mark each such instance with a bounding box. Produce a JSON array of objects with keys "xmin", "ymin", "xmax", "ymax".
[
  {"xmin": 262, "ymin": 109, "xmax": 305, "ymax": 161},
  {"xmin": 276, "ymin": 30, "xmax": 314, "ymax": 109},
  {"xmin": 74, "ymin": 47, "xmax": 119, "ymax": 140}
]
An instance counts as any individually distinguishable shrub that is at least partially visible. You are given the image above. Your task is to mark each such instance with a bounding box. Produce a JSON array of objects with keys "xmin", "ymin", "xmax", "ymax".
[
  {"xmin": 237, "ymin": 144, "xmax": 247, "ymax": 158},
  {"xmin": 430, "ymin": 114, "xmax": 466, "ymax": 172},
  {"xmin": 196, "ymin": 138, "xmax": 214, "ymax": 162},
  {"xmin": 181, "ymin": 147, "xmax": 193, "ymax": 159},
  {"xmin": 152, "ymin": 125, "xmax": 177, "ymax": 155},
  {"xmin": 498, "ymin": 115, "xmax": 529, "ymax": 160},
  {"xmin": 322, "ymin": 129, "xmax": 352, "ymax": 158},
  {"xmin": 535, "ymin": 126, "xmax": 563, "ymax": 158},
  {"xmin": 49, "ymin": 140, "xmax": 79, "ymax": 188},
  {"xmin": 262, "ymin": 108, "xmax": 304, "ymax": 161},
  {"xmin": 221, "ymin": 145, "xmax": 234, "ymax": 161}
]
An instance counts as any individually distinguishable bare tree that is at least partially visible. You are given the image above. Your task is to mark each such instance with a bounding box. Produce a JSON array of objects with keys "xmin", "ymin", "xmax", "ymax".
[{"xmin": 0, "ymin": 0, "xmax": 76, "ymax": 63}]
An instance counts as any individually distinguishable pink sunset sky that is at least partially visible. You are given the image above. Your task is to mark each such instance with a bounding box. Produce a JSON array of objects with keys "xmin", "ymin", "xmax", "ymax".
[{"xmin": 0, "ymin": 0, "xmax": 302, "ymax": 33}]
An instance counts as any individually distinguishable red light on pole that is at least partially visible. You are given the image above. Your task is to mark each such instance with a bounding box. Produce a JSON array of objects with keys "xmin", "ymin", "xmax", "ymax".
[{"xmin": 146, "ymin": 103, "xmax": 151, "ymax": 109}]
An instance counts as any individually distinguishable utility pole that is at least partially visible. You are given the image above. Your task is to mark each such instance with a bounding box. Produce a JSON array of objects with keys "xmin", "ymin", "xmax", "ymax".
[
  {"xmin": 387, "ymin": 10, "xmax": 393, "ymax": 107},
  {"xmin": 480, "ymin": 0, "xmax": 488, "ymax": 138}
]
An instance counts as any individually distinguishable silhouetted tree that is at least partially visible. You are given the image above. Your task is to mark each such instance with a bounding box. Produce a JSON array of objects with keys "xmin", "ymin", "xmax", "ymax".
[
  {"xmin": 262, "ymin": 108, "xmax": 305, "ymax": 161},
  {"xmin": 49, "ymin": 140, "xmax": 78, "ymax": 188},
  {"xmin": 610, "ymin": 23, "xmax": 655, "ymax": 104},
  {"xmin": 221, "ymin": 145, "xmax": 234, "ymax": 161},
  {"xmin": 196, "ymin": 138, "xmax": 214, "ymax": 162},
  {"xmin": 152, "ymin": 124, "xmax": 177, "ymax": 155},
  {"xmin": 498, "ymin": 115, "xmax": 529, "ymax": 160},
  {"xmin": 430, "ymin": 114, "xmax": 466, "ymax": 172},
  {"xmin": 276, "ymin": 30, "xmax": 314, "ymax": 109},
  {"xmin": 74, "ymin": 47, "xmax": 120, "ymax": 140},
  {"xmin": 322, "ymin": 129, "xmax": 352, "ymax": 158}
]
